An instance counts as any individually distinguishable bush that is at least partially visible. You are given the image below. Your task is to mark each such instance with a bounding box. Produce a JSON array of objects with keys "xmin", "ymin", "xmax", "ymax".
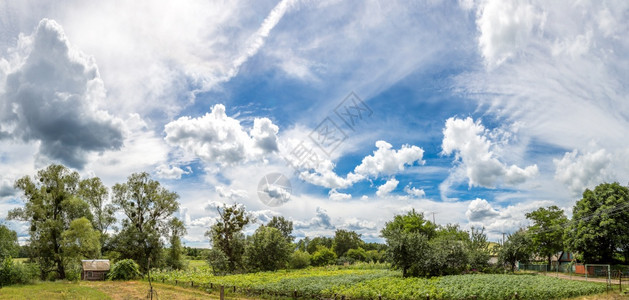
[
  {"xmin": 311, "ymin": 247, "xmax": 337, "ymax": 267},
  {"xmin": 64, "ymin": 261, "xmax": 82, "ymax": 281},
  {"xmin": 289, "ymin": 250, "xmax": 311, "ymax": 269},
  {"xmin": 346, "ymin": 248, "xmax": 368, "ymax": 262},
  {"xmin": 0, "ymin": 258, "xmax": 38, "ymax": 286},
  {"xmin": 108, "ymin": 259, "xmax": 141, "ymax": 280},
  {"xmin": 207, "ymin": 248, "xmax": 230, "ymax": 275}
]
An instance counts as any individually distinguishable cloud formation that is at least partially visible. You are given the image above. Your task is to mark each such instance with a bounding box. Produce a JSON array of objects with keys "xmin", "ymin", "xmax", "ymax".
[
  {"xmin": 164, "ymin": 104, "xmax": 279, "ymax": 166},
  {"xmin": 0, "ymin": 19, "xmax": 123, "ymax": 168},
  {"xmin": 376, "ymin": 177, "xmax": 399, "ymax": 197},
  {"xmin": 554, "ymin": 149, "xmax": 612, "ymax": 197},
  {"xmin": 442, "ymin": 117, "xmax": 538, "ymax": 188}
]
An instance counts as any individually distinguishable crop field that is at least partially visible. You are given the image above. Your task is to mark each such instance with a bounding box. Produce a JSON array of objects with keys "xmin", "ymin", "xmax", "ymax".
[{"xmin": 150, "ymin": 264, "xmax": 609, "ymax": 299}]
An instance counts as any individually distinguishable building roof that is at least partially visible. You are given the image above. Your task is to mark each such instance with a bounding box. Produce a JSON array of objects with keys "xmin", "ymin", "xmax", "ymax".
[{"xmin": 81, "ymin": 259, "xmax": 110, "ymax": 271}]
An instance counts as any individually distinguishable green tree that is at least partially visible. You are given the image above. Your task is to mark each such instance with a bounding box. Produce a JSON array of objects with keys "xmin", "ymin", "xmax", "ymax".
[
  {"xmin": 332, "ymin": 229, "xmax": 364, "ymax": 258},
  {"xmin": 311, "ymin": 246, "xmax": 337, "ymax": 266},
  {"xmin": 288, "ymin": 250, "xmax": 311, "ymax": 269},
  {"xmin": 525, "ymin": 206, "xmax": 568, "ymax": 268},
  {"xmin": 112, "ymin": 172, "xmax": 179, "ymax": 272},
  {"xmin": 0, "ymin": 225, "xmax": 19, "ymax": 260},
  {"xmin": 381, "ymin": 210, "xmax": 435, "ymax": 277},
  {"xmin": 564, "ymin": 182, "xmax": 629, "ymax": 263},
  {"xmin": 165, "ymin": 218, "xmax": 186, "ymax": 270},
  {"xmin": 205, "ymin": 203, "xmax": 253, "ymax": 272},
  {"xmin": 498, "ymin": 229, "xmax": 533, "ymax": 271},
  {"xmin": 306, "ymin": 236, "xmax": 334, "ymax": 254},
  {"xmin": 346, "ymin": 247, "xmax": 368, "ymax": 262},
  {"xmin": 245, "ymin": 226, "xmax": 292, "ymax": 271},
  {"xmin": 61, "ymin": 217, "xmax": 100, "ymax": 260},
  {"xmin": 8, "ymin": 164, "xmax": 91, "ymax": 279},
  {"xmin": 424, "ymin": 235, "xmax": 469, "ymax": 276},
  {"xmin": 467, "ymin": 227, "xmax": 490, "ymax": 270},
  {"xmin": 267, "ymin": 216, "xmax": 294, "ymax": 242},
  {"xmin": 78, "ymin": 177, "xmax": 115, "ymax": 246}
]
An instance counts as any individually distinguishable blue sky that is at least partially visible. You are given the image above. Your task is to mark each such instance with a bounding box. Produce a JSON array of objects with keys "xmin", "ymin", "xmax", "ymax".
[{"xmin": 0, "ymin": 0, "xmax": 628, "ymax": 247}]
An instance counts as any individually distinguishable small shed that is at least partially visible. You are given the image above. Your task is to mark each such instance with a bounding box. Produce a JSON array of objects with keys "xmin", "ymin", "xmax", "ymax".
[{"xmin": 81, "ymin": 259, "xmax": 110, "ymax": 281}]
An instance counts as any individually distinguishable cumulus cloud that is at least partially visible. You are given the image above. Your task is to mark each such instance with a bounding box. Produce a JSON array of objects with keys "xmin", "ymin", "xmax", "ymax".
[
  {"xmin": 328, "ymin": 189, "xmax": 351, "ymax": 201},
  {"xmin": 404, "ymin": 183, "xmax": 426, "ymax": 198},
  {"xmin": 442, "ymin": 117, "xmax": 538, "ymax": 188},
  {"xmin": 354, "ymin": 141, "xmax": 425, "ymax": 177},
  {"xmin": 215, "ymin": 186, "xmax": 249, "ymax": 202},
  {"xmin": 294, "ymin": 207, "xmax": 335, "ymax": 230},
  {"xmin": 465, "ymin": 198, "xmax": 500, "ymax": 221},
  {"xmin": 155, "ymin": 164, "xmax": 191, "ymax": 180},
  {"xmin": 342, "ymin": 217, "xmax": 377, "ymax": 231},
  {"xmin": 164, "ymin": 104, "xmax": 279, "ymax": 166},
  {"xmin": 476, "ymin": 0, "xmax": 546, "ymax": 67},
  {"xmin": 554, "ymin": 149, "xmax": 612, "ymax": 197},
  {"xmin": 0, "ymin": 19, "xmax": 123, "ymax": 168},
  {"xmin": 298, "ymin": 140, "xmax": 424, "ymax": 189},
  {"xmin": 0, "ymin": 178, "xmax": 15, "ymax": 198},
  {"xmin": 376, "ymin": 177, "xmax": 399, "ymax": 197}
]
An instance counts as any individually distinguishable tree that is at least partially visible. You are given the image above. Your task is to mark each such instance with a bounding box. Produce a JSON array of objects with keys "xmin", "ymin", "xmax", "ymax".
[
  {"xmin": 467, "ymin": 227, "xmax": 490, "ymax": 270},
  {"xmin": 289, "ymin": 250, "xmax": 311, "ymax": 269},
  {"xmin": 311, "ymin": 246, "xmax": 337, "ymax": 266},
  {"xmin": 244, "ymin": 226, "xmax": 292, "ymax": 271},
  {"xmin": 112, "ymin": 172, "xmax": 179, "ymax": 272},
  {"xmin": 332, "ymin": 229, "xmax": 364, "ymax": 258},
  {"xmin": 381, "ymin": 210, "xmax": 435, "ymax": 277},
  {"xmin": 498, "ymin": 229, "xmax": 533, "ymax": 271},
  {"xmin": 564, "ymin": 182, "xmax": 629, "ymax": 263},
  {"xmin": 8, "ymin": 164, "xmax": 91, "ymax": 279},
  {"xmin": 205, "ymin": 203, "xmax": 253, "ymax": 272},
  {"xmin": 61, "ymin": 217, "xmax": 100, "ymax": 261},
  {"xmin": 526, "ymin": 206, "xmax": 568, "ymax": 268},
  {"xmin": 78, "ymin": 177, "xmax": 115, "ymax": 246},
  {"xmin": 61, "ymin": 217, "xmax": 101, "ymax": 280},
  {"xmin": 346, "ymin": 247, "xmax": 368, "ymax": 262},
  {"xmin": 306, "ymin": 237, "xmax": 334, "ymax": 254},
  {"xmin": 0, "ymin": 225, "xmax": 19, "ymax": 260},
  {"xmin": 424, "ymin": 235, "xmax": 469, "ymax": 276},
  {"xmin": 165, "ymin": 218, "xmax": 187, "ymax": 270},
  {"xmin": 267, "ymin": 216, "xmax": 294, "ymax": 242}
]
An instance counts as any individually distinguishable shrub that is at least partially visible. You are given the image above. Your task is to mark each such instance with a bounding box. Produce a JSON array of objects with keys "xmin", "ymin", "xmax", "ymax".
[
  {"xmin": 0, "ymin": 258, "xmax": 38, "ymax": 286},
  {"xmin": 347, "ymin": 248, "xmax": 368, "ymax": 262},
  {"xmin": 289, "ymin": 250, "xmax": 311, "ymax": 269},
  {"xmin": 207, "ymin": 248, "xmax": 230, "ymax": 275},
  {"xmin": 311, "ymin": 247, "xmax": 337, "ymax": 267},
  {"xmin": 108, "ymin": 259, "xmax": 141, "ymax": 280}
]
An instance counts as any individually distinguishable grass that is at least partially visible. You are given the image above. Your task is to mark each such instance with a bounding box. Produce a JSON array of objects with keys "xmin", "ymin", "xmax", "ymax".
[
  {"xmin": 186, "ymin": 260, "xmax": 206, "ymax": 269},
  {"xmin": 0, "ymin": 281, "xmax": 232, "ymax": 300}
]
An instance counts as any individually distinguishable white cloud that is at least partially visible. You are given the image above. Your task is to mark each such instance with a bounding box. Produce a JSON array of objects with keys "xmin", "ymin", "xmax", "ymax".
[
  {"xmin": 215, "ymin": 186, "xmax": 250, "ymax": 203},
  {"xmin": 354, "ymin": 141, "xmax": 425, "ymax": 177},
  {"xmin": 442, "ymin": 117, "xmax": 538, "ymax": 188},
  {"xmin": 0, "ymin": 19, "xmax": 124, "ymax": 168},
  {"xmin": 164, "ymin": 104, "xmax": 279, "ymax": 167},
  {"xmin": 404, "ymin": 183, "xmax": 426, "ymax": 198},
  {"xmin": 554, "ymin": 149, "xmax": 612, "ymax": 197},
  {"xmin": 155, "ymin": 164, "xmax": 190, "ymax": 180},
  {"xmin": 294, "ymin": 207, "xmax": 335, "ymax": 230},
  {"xmin": 476, "ymin": 0, "xmax": 546, "ymax": 67},
  {"xmin": 376, "ymin": 177, "xmax": 399, "ymax": 197},
  {"xmin": 465, "ymin": 198, "xmax": 499, "ymax": 221},
  {"xmin": 328, "ymin": 189, "xmax": 351, "ymax": 201},
  {"xmin": 341, "ymin": 217, "xmax": 377, "ymax": 231}
]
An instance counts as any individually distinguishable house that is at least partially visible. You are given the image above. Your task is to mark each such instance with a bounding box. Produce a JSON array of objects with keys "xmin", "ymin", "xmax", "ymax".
[{"xmin": 81, "ymin": 259, "xmax": 110, "ymax": 281}]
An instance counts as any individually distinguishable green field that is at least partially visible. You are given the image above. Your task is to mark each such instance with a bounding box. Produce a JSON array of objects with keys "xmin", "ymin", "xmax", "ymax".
[{"xmin": 150, "ymin": 263, "xmax": 609, "ymax": 300}]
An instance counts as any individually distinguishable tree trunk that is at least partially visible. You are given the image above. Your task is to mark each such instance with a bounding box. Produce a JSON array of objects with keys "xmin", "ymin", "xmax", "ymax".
[{"xmin": 548, "ymin": 255, "xmax": 552, "ymax": 271}]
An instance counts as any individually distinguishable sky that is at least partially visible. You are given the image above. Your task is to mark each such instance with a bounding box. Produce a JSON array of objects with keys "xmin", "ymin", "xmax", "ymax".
[{"xmin": 0, "ymin": 0, "xmax": 627, "ymax": 247}]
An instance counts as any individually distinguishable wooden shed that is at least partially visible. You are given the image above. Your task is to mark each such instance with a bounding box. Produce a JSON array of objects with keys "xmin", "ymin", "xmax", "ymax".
[{"xmin": 81, "ymin": 259, "xmax": 110, "ymax": 281}]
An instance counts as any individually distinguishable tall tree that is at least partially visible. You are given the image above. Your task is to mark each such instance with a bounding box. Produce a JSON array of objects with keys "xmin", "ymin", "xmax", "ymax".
[
  {"xmin": 0, "ymin": 224, "xmax": 19, "ymax": 260},
  {"xmin": 467, "ymin": 227, "xmax": 490, "ymax": 270},
  {"xmin": 526, "ymin": 206, "xmax": 568, "ymax": 268},
  {"xmin": 165, "ymin": 218, "xmax": 187, "ymax": 270},
  {"xmin": 244, "ymin": 225, "xmax": 292, "ymax": 271},
  {"xmin": 267, "ymin": 216, "xmax": 294, "ymax": 242},
  {"xmin": 332, "ymin": 229, "xmax": 364, "ymax": 258},
  {"xmin": 498, "ymin": 229, "xmax": 533, "ymax": 271},
  {"xmin": 306, "ymin": 237, "xmax": 334, "ymax": 254},
  {"xmin": 564, "ymin": 182, "xmax": 629, "ymax": 263},
  {"xmin": 112, "ymin": 172, "xmax": 179, "ymax": 272},
  {"xmin": 8, "ymin": 164, "xmax": 91, "ymax": 279},
  {"xmin": 205, "ymin": 204, "xmax": 253, "ymax": 272},
  {"xmin": 61, "ymin": 217, "xmax": 101, "ymax": 265},
  {"xmin": 381, "ymin": 210, "xmax": 435, "ymax": 277},
  {"xmin": 79, "ymin": 177, "xmax": 115, "ymax": 245}
]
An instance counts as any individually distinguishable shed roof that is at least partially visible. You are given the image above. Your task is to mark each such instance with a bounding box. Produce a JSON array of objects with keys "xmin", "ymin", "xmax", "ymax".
[{"xmin": 81, "ymin": 259, "xmax": 110, "ymax": 271}]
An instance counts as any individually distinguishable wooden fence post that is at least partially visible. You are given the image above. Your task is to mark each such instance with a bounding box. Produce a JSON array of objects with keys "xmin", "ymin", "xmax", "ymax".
[
  {"xmin": 233, "ymin": 285, "xmax": 236, "ymax": 293},
  {"xmin": 191, "ymin": 281, "xmax": 194, "ymax": 287},
  {"xmin": 220, "ymin": 285, "xmax": 224, "ymax": 300}
]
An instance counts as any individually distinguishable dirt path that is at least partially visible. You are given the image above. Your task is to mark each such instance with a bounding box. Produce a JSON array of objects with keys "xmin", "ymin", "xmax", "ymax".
[{"xmin": 539, "ymin": 272, "xmax": 617, "ymax": 284}]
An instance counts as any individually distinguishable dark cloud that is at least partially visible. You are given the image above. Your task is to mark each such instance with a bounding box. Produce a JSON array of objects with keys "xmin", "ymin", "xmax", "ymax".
[{"xmin": 0, "ymin": 19, "xmax": 123, "ymax": 168}]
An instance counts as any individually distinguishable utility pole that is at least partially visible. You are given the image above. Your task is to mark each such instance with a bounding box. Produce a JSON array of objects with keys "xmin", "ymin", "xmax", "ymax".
[{"xmin": 502, "ymin": 232, "xmax": 506, "ymax": 246}]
